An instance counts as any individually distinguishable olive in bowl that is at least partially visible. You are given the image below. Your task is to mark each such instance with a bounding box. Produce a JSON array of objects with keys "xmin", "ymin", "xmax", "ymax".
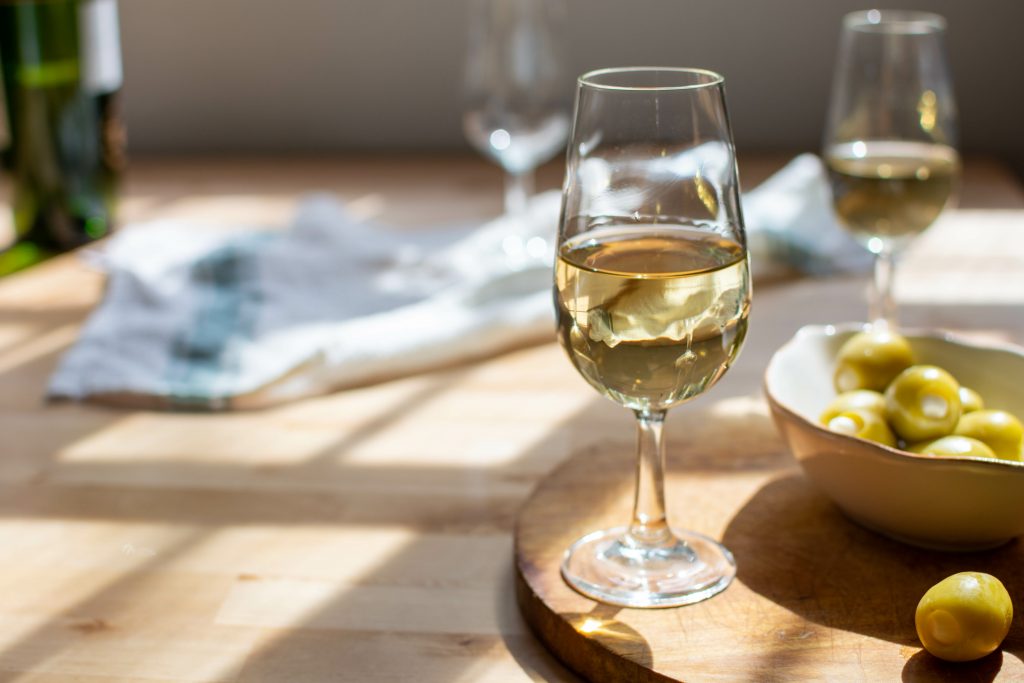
[
  {"xmin": 885, "ymin": 365, "xmax": 962, "ymax": 442},
  {"xmin": 765, "ymin": 323, "xmax": 1024, "ymax": 551},
  {"xmin": 954, "ymin": 410, "xmax": 1024, "ymax": 461},
  {"xmin": 833, "ymin": 328, "xmax": 916, "ymax": 393}
]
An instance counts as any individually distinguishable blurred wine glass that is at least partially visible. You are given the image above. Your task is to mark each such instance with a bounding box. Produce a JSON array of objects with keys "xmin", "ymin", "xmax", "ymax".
[
  {"xmin": 462, "ymin": 0, "xmax": 570, "ymax": 215},
  {"xmin": 824, "ymin": 10, "xmax": 959, "ymax": 328}
]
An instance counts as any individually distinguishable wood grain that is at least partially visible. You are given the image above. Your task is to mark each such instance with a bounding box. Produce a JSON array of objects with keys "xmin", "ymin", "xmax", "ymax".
[{"xmin": 0, "ymin": 155, "xmax": 1020, "ymax": 681}]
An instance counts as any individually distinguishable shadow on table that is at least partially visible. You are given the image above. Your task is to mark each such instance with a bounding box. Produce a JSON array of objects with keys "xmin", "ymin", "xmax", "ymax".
[
  {"xmin": 723, "ymin": 474, "xmax": 1024, "ymax": 681},
  {"xmin": 902, "ymin": 649, "xmax": 1002, "ymax": 683}
]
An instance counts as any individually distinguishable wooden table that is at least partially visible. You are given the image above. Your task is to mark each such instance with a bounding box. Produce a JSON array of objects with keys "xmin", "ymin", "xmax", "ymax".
[{"xmin": 0, "ymin": 155, "xmax": 1021, "ymax": 682}]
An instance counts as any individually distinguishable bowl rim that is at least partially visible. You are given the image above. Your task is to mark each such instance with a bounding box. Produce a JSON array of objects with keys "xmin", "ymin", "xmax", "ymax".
[{"xmin": 764, "ymin": 322, "xmax": 1024, "ymax": 471}]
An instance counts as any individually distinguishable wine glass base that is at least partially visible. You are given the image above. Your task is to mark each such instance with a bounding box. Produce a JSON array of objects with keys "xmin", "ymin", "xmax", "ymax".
[{"xmin": 561, "ymin": 526, "xmax": 736, "ymax": 608}]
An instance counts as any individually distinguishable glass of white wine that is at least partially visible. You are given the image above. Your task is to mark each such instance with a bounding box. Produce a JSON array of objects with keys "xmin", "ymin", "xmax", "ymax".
[
  {"xmin": 824, "ymin": 10, "xmax": 959, "ymax": 328},
  {"xmin": 555, "ymin": 68, "xmax": 751, "ymax": 608},
  {"xmin": 462, "ymin": 0, "xmax": 570, "ymax": 215}
]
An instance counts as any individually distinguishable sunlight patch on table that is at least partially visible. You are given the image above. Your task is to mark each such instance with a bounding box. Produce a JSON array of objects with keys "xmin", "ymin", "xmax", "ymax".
[
  {"xmin": 0, "ymin": 622, "xmax": 254, "ymax": 682},
  {"xmin": 0, "ymin": 324, "xmax": 79, "ymax": 375},
  {"xmin": 899, "ymin": 211, "xmax": 1024, "ymax": 305},
  {"xmin": 0, "ymin": 526, "xmax": 254, "ymax": 682},
  {"xmin": 707, "ymin": 394, "xmax": 770, "ymax": 420},
  {"xmin": 338, "ymin": 419, "xmax": 571, "ymax": 469},
  {"xmin": 201, "ymin": 528, "xmax": 509, "ymax": 586},
  {"xmin": 0, "ymin": 520, "xmax": 428, "ymax": 582},
  {"xmin": 217, "ymin": 579, "xmax": 521, "ymax": 636},
  {"xmin": 55, "ymin": 412, "xmax": 348, "ymax": 463},
  {"xmin": 0, "ymin": 322, "xmax": 38, "ymax": 355},
  {"xmin": 0, "ymin": 521, "xmax": 198, "ymax": 608}
]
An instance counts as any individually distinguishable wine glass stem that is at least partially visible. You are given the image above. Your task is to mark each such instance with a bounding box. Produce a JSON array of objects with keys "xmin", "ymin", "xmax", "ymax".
[
  {"xmin": 627, "ymin": 408, "xmax": 673, "ymax": 548},
  {"xmin": 503, "ymin": 169, "xmax": 533, "ymax": 215},
  {"xmin": 871, "ymin": 249, "xmax": 897, "ymax": 329}
]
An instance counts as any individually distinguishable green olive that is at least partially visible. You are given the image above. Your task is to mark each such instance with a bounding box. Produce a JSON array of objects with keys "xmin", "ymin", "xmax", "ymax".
[
  {"xmin": 908, "ymin": 435, "xmax": 997, "ymax": 459},
  {"xmin": 885, "ymin": 365, "xmax": 962, "ymax": 442},
  {"xmin": 833, "ymin": 329, "xmax": 916, "ymax": 393},
  {"xmin": 822, "ymin": 408, "xmax": 897, "ymax": 447},
  {"xmin": 954, "ymin": 410, "xmax": 1024, "ymax": 461},
  {"xmin": 916, "ymin": 572, "xmax": 1013, "ymax": 662},
  {"xmin": 820, "ymin": 390, "xmax": 887, "ymax": 424},
  {"xmin": 959, "ymin": 387, "xmax": 984, "ymax": 414}
]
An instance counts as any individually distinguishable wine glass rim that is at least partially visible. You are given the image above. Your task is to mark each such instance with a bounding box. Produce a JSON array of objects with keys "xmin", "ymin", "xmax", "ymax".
[
  {"xmin": 843, "ymin": 9, "xmax": 946, "ymax": 34},
  {"xmin": 578, "ymin": 67, "xmax": 724, "ymax": 92}
]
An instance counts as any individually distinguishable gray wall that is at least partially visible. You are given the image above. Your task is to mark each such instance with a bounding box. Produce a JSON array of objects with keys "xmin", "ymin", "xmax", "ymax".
[{"xmin": 119, "ymin": 0, "xmax": 1024, "ymax": 172}]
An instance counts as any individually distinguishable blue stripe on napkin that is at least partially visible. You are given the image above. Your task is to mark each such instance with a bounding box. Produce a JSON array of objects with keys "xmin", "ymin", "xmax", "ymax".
[{"xmin": 165, "ymin": 234, "xmax": 270, "ymax": 408}]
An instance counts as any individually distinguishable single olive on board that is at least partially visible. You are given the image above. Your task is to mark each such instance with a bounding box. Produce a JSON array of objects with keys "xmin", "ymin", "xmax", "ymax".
[
  {"xmin": 820, "ymin": 390, "xmax": 887, "ymax": 424},
  {"xmin": 821, "ymin": 408, "xmax": 897, "ymax": 447},
  {"xmin": 954, "ymin": 410, "xmax": 1024, "ymax": 461},
  {"xmin": 908, "ymin": 435, "xmax": 996, "ymax": 459},
  {"xmin": 959, "ymin": 386, "xmax": 985, "ymax": 414},
  {"xmin": 833, "ymin": 330, "xmax": 916, "ymax": 393},
  {"xmin": 885, "ymin": 365, "xmax": 962, "ymax": 442},
  {"xmin": 916, "ymin": 572, "xmax": 1013, "ymax": 662}
]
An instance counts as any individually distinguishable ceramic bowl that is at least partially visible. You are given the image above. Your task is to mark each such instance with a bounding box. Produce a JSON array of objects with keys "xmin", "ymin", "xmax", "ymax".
[{"xmin": 765, "ymin": 323, "xmax": 1024, "ymax": 551}]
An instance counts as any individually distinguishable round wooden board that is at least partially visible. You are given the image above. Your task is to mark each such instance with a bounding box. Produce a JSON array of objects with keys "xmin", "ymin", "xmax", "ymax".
[{"xmin": 513, "ymin": 416, "xmax": 1024, "ymax": 682}]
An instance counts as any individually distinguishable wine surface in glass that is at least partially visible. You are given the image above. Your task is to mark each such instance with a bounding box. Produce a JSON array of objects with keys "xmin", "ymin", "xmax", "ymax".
[
  {"xmin": 555, "ymin": 226, "xmax": 750, "ymax": 412},
  {"xmin": 826, "ymin": 140, "xmax": 958, "ymax": 249}
]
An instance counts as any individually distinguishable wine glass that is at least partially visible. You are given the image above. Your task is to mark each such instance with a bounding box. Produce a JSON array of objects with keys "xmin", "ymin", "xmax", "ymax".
[
  {"xmin": 462, "ymin": 0, "xmax": 570, "ymax": 215},
  {"xmin": 824, "ymin": 10, "xmax": 959, "ymax": 328},
  {"xmin": 555, "ymin": 68, "xmax": 751, "ymax": 607}
]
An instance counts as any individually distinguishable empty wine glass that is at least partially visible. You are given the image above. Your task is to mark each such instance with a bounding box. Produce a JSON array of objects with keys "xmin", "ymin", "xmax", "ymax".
[
  {"xmin": 824, "ymin": 10, "xmax": 959, "ymax": 328},
  {"xmin": 462, "ymin": 0, "xmax": 570, "ymax": 215},
  {"xmin": 555, "ymin": 68, "xmax": 751, "ymax": 607}
]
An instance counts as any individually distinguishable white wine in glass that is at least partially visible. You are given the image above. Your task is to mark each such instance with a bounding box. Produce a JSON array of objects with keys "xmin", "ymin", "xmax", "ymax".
[
  {"xmin": 556, "ymin": 227, "xmax": 748, "ymax": 411},
  {"xmin": 555, "ymin": 68, "xmax": 751, "ymax": 608},
  {"xmin": 824, "ymin": 10, "xmax": 959, "ymax": 327}
]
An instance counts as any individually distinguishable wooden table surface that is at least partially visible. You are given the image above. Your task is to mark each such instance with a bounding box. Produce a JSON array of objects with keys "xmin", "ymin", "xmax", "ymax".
[{"xmin": 0, "ymin": 155, "xmax": 1022, "ymax": 682}]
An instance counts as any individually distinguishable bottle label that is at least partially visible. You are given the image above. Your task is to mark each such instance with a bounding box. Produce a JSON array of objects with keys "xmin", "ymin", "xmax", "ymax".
[
  {"xmin": 17, "ymin": 60, "xmax": 80, "ymax": 88},
  {"xmin": 78, "ymin": 0, "xmax": 123, "ymax": 94}
]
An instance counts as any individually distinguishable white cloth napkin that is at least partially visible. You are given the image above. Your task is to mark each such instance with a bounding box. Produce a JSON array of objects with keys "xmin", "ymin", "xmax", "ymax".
[
  {"xmin": 744, "ymin": 154, "xmax": 873, "ymax": 278},
  {"xmin": 49, "ymin": 153, "xmax": 868, "ymax": 409}
]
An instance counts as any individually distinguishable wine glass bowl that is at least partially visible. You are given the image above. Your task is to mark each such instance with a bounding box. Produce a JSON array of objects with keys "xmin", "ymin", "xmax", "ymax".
[
  {"xmin": 556, "ymin": 227, "xmax": 748, "ymax": 413},
  {"xmin": 555, "ymin": 68, "xmax": 750, "ymax": 607},
  {"xmin": 824, "ymin": 10, "xmax": 959, "ymax": 327},
  {"xmin": 462, "ymin": 0, "xmax": 570, "ymax": 214}
]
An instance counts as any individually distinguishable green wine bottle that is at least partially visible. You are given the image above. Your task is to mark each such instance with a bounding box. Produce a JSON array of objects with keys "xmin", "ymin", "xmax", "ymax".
[{"xmin": 0, "ymin": 0, "xmax": 125, "ymax": 276}]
